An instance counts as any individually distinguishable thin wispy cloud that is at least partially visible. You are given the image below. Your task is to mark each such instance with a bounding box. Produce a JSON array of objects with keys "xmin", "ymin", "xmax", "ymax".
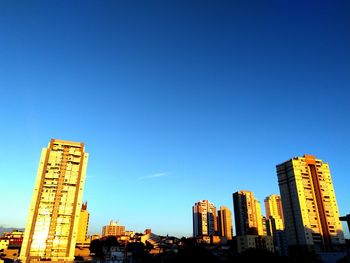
[{"xmin": 137, "ymin": 172, "xmax": 169, "ymax": 181}]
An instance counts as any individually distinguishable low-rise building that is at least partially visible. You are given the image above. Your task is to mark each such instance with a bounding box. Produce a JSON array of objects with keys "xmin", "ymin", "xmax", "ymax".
[
  {"xmin": 91, "ymin": 234, "xmax": 102, "ymax": 241},
  {"xmin": 102, "ymin": 245, "xmax": 132, "ymax": 263},
  {"xmin": 235, "ymin": 235, "xmax": 274, "ymax": 254},
  {"xmin": 102, "ymin": 220, "xmax": 126, "ymax": 237},
  {"xmin": 0, "ymin": 230, "xmax": 24, "ymax": 251},
  {"xmin": 0, "ymin": 239, "xmax": 9, "ymax": 251}
]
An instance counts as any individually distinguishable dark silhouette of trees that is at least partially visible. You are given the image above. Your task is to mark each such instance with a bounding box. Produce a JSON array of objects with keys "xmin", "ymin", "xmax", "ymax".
[
  {"xmin": 89, "ymin": 239, "xmax": 103, "ymax": 257},
  {"xmin": 74, "ymin": 255, "xmax": 84, "ymax": 262},
  {"xmin": 104, "ymin": 235, "xmax": 119, "ymax": 247},
  {"xmin": 89, "ymin": 236, "xmax": 120, "ymax": 259},
  {"xmin": 236, "ymin": 248, "xmax": 281, "ymax": 263},
  {"xmin": 89, "ymin": 236, "xmax": 339, "ymax": 263},
  {"xmin": 145, "ymin": 240, "xmax": 154, "ymax": 251},
  {"xmin": 247, "ymin": 227, "xmax": 258, "ymax": 235},
  {"xmin": 127, "ymin": 241, "xmax": 152, "ymax": 263},
  {"xmin": 174, "ymin": 245, "xmax": 222, "ymax": 263},
  {"xmin": 336, "ymin": 256, "xmax": 350, "ymax": 263}
]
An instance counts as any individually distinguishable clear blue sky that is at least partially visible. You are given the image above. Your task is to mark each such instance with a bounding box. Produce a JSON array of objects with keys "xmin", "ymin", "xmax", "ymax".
[{"xmin": 0, "ymin": 1, "xmax": 349, "ymax": 238}]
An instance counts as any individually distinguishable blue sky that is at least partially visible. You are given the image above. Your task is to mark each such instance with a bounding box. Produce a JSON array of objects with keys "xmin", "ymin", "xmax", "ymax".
[{"xmin": 0, "ymin": 1, "xmax": 349, "ymax": 237}]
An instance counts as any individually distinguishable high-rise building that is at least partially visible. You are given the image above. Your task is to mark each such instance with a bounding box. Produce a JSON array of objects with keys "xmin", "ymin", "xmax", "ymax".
[
  {"xmin": 217, "ymin": 206, "xmax": 233, "ymax": 240},
  {"xmin": 265, "ymin": 195, "xmax": 285, "ymax": 235},
  {"xmin": 102, "ymin": 221, "xmax": 126, "ymax": 237},
  {"xmin": 339, "ymin": 214, "xmax": 350, "ymax": 233},
  {"xmin": 192, "ymin": 200, "xmax": 217, "ymax": 237},
  {"xmin": 233, "ymin": 190, "xmax": 264, "ymax": 236},
  {"xmin": 19, "ymin": 139, "xmax": 88, "ymax": 262},
  {"xmin": 277, "ymin": 154, "xmax": 345, "ymax": 253},
  {"xmin": 235, "ymin": 235, "xmax": 275, "ymax": 254},
  {"xmin": 262, "ymin": 216, "xmax": 267, "ymax": 236},
  {"xmin": 76, "ymin": 202, "xmax": 90, "ymax": 245},
  {"xmin": 265, "ymin": 194, "xmax": 284, "ymax": 224}
]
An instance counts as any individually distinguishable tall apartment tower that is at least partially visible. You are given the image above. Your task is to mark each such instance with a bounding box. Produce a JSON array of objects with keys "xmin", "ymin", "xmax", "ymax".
[
  {"xmin": 76, "ymin": 202, "xmax": 90, "ymax": 245},
  {"xmin": 217, "ymin": 206, "xmax": 233, "ymax": 240},
  {"xmin": 264, "ymin": 194, "xmax": 285, "ymax": 234},
  {"xmin": 20, "ymin": 139, "xmax": 88, "ymax": 262},
  {"xmin": 233, "ymin": 190, "xmax": 264, "ymax": 236},
  {"xmin": 277, "ymin": 154, "xmax": 345, "ymax": 253},
  {"xmin": 192, "ymin": 200, "xmax": 217, "ymax": 237}
]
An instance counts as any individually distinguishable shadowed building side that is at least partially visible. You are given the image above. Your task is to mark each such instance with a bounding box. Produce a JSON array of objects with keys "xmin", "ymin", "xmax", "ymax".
[
  {"xmin": 339, "ymin": 214, "xmax": 350, "ymax": 234},
  {"xmin": 192, "ymin": 200, "xmax": 217, "ymax": 237},
  {"xmin": 218, "ymin": 206, "xmax": 233, "ymax": 241},
  {"xmin": 233, "ymin": 190, "xmax": 264, "ymax": 236}
]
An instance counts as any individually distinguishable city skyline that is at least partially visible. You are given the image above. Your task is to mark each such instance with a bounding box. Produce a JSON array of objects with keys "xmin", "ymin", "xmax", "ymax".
[
  {"xmin": 1, "ymin": 1, "xmax": 350, "ymax": 239},
  {"xmin": 4, "ymin": 142, "xmax": 349, "ymax": 239}
]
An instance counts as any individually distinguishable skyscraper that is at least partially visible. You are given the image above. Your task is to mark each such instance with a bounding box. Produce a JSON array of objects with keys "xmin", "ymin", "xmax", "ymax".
[
  {"xmin": 76, "ymin": 202, "xmax": 90, "ymax": 245},
  {"xmin": 233, "ymin": 190, "xmax": 264, "ymax": 236},
  {"xmin": 264, "ymin": 194, "xmax": 284, "ymax": 235},
  {"xmin": 20, "ymin": 139, "xmax": 88, "ymax": 262},
  {"xmin": 265, "ymin": 195, "xmax": 284, "ymax": 223},
  {"xmin": 277, "ymin": 154, "xmax": 345, "ymax": 253},
  {"xmin": 217, "ymin": 206, "xmax": 233, "ymax": 240},
  {"xmin": 192, "ymin": 200, "xmax": 217, "ymax": 237}
]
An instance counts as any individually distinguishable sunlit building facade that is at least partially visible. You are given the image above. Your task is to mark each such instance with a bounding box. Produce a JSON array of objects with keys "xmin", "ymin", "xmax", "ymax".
[
  {"xmin": 277, "ymin": 154, "xmax": 345, "ymax": 253},
  {"xmin": 265, "ymin": 194, "xmax": 284, "ymax": 224},
  {"xmin": 19, "ymin": 139, "xmax": 88, "ymax": 262},
  {"xmin": 193, "ymin": 200, "xmax": 217, "ymax": 237},
  {"xmin": 218, "ymin": 206, "xmax": 233, "ymax": 240},
  {"xmin": 233, "ymin": 190, "xmax": 264, "ymax": 236},
  {"xmin": 102, "ymin": 220, "xmax": 126, "ymax": 237},
  {"xmin": 76, "ymin": 202, "xmax": 90, "ymax": 245},
  {"xmin": 265, "ymin": 194, "xmax": 284, "ymax": 235}
]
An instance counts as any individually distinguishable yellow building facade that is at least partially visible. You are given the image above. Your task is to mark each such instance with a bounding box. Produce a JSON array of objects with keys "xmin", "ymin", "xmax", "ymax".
[
  {"xmin": 218, "ymin": 206, "xmax": 233, "ymax": 241},
  {"xmin": 233, "ymin": 190, "xmax": 264, "ymax": 236},
  {"xmin": 19, "ymin": 139, "xmax": 88, "ymax": 262},
  {"xmin": 264, "ymin": 194, "xmax": 284, "ymax": 234},
  {"xmin": 265, "ymin": 195, "xmax": 284, "ymax": 223},
  {"xmin": 102, "ymin": 220, "xmax": 126, "ymax": 237},
  {"xmin": 76, "ymin": 202, "xmax": 90, "ymax": 245},
  {"xmin": 192, "ymin": 200, "xmax": 217, "ymax": 237},
  {"xmin": 277, "ymin": 155, "xmax": 345, "ymax": 252}
]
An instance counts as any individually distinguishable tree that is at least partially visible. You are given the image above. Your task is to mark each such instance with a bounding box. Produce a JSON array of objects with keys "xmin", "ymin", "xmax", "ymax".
[
  {"xmin": 89, "ymin": 239, "xmax": 103, "ymax": 257},
  {"xmin": 175, "ymin": 244, "xmax": 222, "ymax": 263},
  {"xmin": 145, "ymin": 240, "xmax": 154, "ymax": 251},
  {"xmin": 104, "ymin": 236, "xmax": 119, "ymax": 247},
  {"xmin": 127, "ymin": 242, "xmax": 150, "ymax": 262}
]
